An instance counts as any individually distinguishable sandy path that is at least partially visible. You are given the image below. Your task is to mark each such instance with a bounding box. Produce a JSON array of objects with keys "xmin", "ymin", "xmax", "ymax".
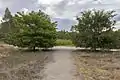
[{"xmin": 42, "ymin": 49, "xmax": 79, "ymax": 80}]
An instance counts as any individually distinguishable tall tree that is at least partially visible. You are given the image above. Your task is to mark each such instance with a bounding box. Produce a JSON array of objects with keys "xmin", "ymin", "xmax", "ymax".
[
  {"xmin": 0, "ymin": 8, "xmax": 12, "ymax": 34},
  {"xmin": 72, "ymin": 10, "xmax": 117, "ymax": 50},
  {"xmin": 5, "ymin": 10, "xmax": 57, "ymax": 50},
  {"xmin": 3, "ymin": 8, "xmax": 12, "ymax": 21}
]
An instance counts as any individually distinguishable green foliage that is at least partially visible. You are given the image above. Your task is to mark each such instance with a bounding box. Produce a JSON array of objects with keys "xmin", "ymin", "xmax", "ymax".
[
  {"xmin": 0, "ymin": 8, "xmax": 13, "ymax": 39},
  {"xmin": 3, "ymin": 8, "xmax": 12, "ymax": 21},
  {"xmin": 57, "ymin": 30, "xmax": 72, "ymax": 40},
  {"xmin": 4, "ymin": 10, "xmax": 57, "ymax": 50},
  {"xmin": 112, "ymin": 29, "xmax": 120, "ymax": 49},
  {"xmin": 56, "ymin": 39, "xmax": 74, "ymax": 46},
  {"xmin": 72, "ymin": 10, "xmax": 119, "ymax": 50},
  {"xmin": 56, "ymin": 30, "xmax": 74, "ymax": 46}
]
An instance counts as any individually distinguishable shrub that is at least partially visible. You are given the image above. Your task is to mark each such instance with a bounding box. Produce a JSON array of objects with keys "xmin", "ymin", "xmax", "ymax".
[{"xmin": 56, "ymin": 39, "xmax": 74, "ymax": 46}]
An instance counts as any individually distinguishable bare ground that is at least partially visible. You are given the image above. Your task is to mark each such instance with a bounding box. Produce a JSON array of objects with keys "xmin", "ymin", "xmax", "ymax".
[
  {"xmin": 0, "ymin": 46, "xmax": 81, "ymax": 80},
  {"xmin": 42, "ymin": 49, "xmax": 80, "ymax": 80}
]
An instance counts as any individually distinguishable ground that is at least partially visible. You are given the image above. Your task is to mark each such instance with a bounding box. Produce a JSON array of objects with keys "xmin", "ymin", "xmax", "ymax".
[
  {"xmin": 42, "ymin": 49, "xmax": 80, "ymax": 80},
  {"xmin": 73, "ymin": 50, "xmax": 120, "ymax": 80},
  {"xmin": 0, "ymin": 44, "xmax": 52, "ymax": 80},
  {"xmin": 0, "ymin": 46, "xmax": 80, "ymax": 80},
  {"xmin": 0, "ymin": 45, "xmax": 120, "ymax": 80}
]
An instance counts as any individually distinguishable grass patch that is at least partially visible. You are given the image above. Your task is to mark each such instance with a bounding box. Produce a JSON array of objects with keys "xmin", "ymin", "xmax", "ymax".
[
  {"xmin": 73, "ymin": 51, "xmax": 120, "ymax": 80},
  {"xmin": 56, "ymin": 39, "xmax": 74, "ymax": 46}
]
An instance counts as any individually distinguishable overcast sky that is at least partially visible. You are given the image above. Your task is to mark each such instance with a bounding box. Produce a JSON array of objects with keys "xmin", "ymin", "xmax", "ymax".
[{"xmin": 0, "ymin": 0, "xmax": 120, "ymax": 30}]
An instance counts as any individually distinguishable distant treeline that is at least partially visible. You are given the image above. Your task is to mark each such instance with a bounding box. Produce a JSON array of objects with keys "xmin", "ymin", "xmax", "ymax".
[{"xmin": 57, "ymin": 30, "xmax": 72, "ymax": 40}]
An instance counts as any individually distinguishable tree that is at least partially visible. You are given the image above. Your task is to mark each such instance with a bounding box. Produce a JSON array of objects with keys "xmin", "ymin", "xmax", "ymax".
[
  {"xmin": 72, "ymin": 10, "xmax": 117, "ymax": 50},
  {"xmin": 0, "ymin": 8, "xmax": 13, "ymax": 39},
  {"xmin": 4, "ymin": 10, "xmax": 57, "ymax": 50},
  {"xmin": 112, "ymin": 29, "xmax": 120, "ymax": 49},
  {"xmin": 57, "ymin": 30, "xmax": 71, "ymax": 40},
  {"xmin": 3, "ymin": 8, "xmax": 12, "ymax": 21}
]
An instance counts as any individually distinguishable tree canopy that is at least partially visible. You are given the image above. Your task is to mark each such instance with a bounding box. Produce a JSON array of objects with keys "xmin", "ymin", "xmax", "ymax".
[
  {"xmin": 72, "ymin": 10, "xmax": 119, "ymax": 50},
  {"xmin": 4, "ymin": 10, "xmax": 57, "ymax": 50},
  {"xmin": 0, "ymin": 8, "xmax": 13, "ymax": 39}
]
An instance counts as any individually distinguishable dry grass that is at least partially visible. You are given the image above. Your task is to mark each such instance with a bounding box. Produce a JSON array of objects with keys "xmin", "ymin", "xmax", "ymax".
[
  {"xmin": 0, "ymin": 44, "xmax": 14, "ymax": 58},
  {"xmin": 0, "ymin": 45, "xmax": 53, "ymax": 80},
  {"xmin": 73, "ymin": 50, "xmax": 120, "ymax": 80}
]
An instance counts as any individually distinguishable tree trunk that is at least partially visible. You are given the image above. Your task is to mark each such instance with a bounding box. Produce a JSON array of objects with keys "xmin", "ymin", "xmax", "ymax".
[{"xmin": 33, "ymin": 46, "xmax": 36, "ymax": 51}]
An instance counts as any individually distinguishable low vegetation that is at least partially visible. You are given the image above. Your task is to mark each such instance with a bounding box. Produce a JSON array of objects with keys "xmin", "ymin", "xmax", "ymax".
[
  {"xmin": 73, "ymin": 51, "xmax": 120, "ymax": 80},
  {"xmin": 56, "ymin": 39, "xmax": 74, "ymax": 46},
  {"xmin": 0, "ymin": 46, "xmax": 52, "ymax": 80}
]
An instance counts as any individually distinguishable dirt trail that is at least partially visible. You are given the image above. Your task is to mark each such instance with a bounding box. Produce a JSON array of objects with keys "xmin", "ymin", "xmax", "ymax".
[{"xmin": 42, "ymin": 49, "xmax": 80, "ymax": 80}]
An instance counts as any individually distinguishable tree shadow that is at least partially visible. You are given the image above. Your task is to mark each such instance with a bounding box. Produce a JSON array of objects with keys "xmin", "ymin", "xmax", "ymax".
[{"xmin": 72, "ymin": 48, "xmax": 120, "ymax": 54}]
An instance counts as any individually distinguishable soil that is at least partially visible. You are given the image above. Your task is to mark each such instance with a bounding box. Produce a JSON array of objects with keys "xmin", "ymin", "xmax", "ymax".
[{"xmin": 42, "ymin": 50, "xmax": 78, "ymax": 80}]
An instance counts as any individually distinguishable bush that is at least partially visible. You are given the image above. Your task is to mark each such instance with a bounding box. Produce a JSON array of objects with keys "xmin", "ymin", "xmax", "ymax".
[{"xmin": 56, "ymin": 39, "xmax": 74, "ymax": 46}]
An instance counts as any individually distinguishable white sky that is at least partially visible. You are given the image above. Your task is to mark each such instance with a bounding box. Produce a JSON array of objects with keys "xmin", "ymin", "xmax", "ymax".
[
  {"xmin": 0, "ymin": 0, "xmax": 120, "ymax": 30},
  {"xmin": 37, "ymin": 0, "xmax": 63, "ymax": 4}
]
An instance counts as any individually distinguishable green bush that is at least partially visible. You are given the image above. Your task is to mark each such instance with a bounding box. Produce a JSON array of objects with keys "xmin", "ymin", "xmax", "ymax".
[{"xmin": 56, "ymin": 39, "xmax": 74, "ymax": 46}]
